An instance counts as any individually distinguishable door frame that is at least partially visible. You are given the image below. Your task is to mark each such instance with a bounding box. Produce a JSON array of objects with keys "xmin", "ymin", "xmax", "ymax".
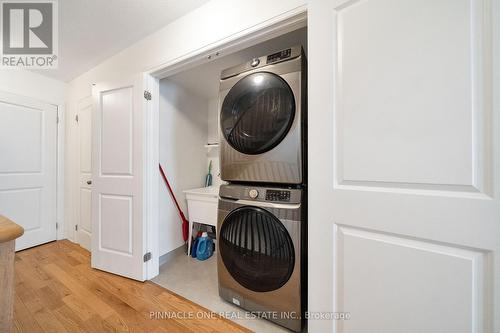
[
  {"xmin": 73, "ymin": 96, "xmax": 93, "ymax": 250},
  {"xmin": 56, "ymin": 104, "xmax": 65, "ymax": 240},
  {"xmin": 141, "ymin": 7, "xmax": 307, "ymax": 277}
]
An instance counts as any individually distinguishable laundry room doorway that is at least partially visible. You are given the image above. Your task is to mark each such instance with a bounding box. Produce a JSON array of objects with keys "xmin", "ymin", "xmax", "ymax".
[{"xmin": 145, "ymin": 17, "xmax": 307, "ymax": 333}]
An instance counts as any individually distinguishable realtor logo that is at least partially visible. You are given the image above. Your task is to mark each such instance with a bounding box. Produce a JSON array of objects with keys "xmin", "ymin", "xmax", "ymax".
[{"xmin": 1, "ymin": 0, "xmax": 58, "ymax": 68}]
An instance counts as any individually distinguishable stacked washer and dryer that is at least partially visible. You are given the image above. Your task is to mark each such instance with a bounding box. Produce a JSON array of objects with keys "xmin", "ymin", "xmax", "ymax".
[{"xmin": 217, "ymin": 46, "xmax": 307, "ymax": 332}]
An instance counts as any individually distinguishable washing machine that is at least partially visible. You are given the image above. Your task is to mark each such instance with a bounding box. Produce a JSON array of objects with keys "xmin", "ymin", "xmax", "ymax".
[
  {"xmin": 217, "ymin": 184, "xmax": 306, "ymax": 332},
  {"xmin": 219, "ymin": 46, "xmax": 307, "ymax": 185}
]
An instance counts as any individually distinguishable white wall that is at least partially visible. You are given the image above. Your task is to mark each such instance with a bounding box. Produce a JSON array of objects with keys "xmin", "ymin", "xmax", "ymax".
[
  {"xmin": 159, "ymin": 80, "xmax": 208, "ymax": 255},
  {"xmin": 0, "ymin": 69, "xmax": 67, "ymax": 105},
  {"xmin": 65, "ymin": 0, "xmax": 306, "ymax": 242},
  {"xmin": 207, "ymin": 97, "xmax": 219, "ymax": 144},
  {"xmin": 207, "ymin": 97, "xmax": 223, "ymax": 187}
]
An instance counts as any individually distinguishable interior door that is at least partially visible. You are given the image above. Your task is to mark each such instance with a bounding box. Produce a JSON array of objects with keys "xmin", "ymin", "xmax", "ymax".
[
  {"xmin": 0, "ymin": 90, "xmax": 57, "ymax": 251},
  {"xmin": 308, "ymin": 1, "xmax": 499, "ymax": 332},
  {"xmin": 92, "ymin": 76, "xmax": 150, "ymax": 281},
  {"xmin": 76, "ymin": 96, "xmax": 92, "ymax": 250}
]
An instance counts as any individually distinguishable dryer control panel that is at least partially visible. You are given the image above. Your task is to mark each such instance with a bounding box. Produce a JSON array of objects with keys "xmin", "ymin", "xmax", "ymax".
[
  {"xmin": 220, "ymin": 45, "xmax": 302, "ymax": 80},
  {"xmin": 219, "ymin": 184, "xmax": 302, "ymax": 204},
  {"xmin": 266, "ymin": 48, "xmax": 292, "ymax": 64},
  {"xmin": 265, "ymin": 189, "xmax": 291, "ymax": 202}
]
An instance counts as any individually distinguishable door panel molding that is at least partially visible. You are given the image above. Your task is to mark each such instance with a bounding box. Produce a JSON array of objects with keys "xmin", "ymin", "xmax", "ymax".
[
  {"xmin": 99, "ymin": 86, "xmax": 134, "ymax": 177},
  {"xmin": 333, "ymin": 0, "xmax": 493, "ymax": 197},
  {"xmin": 0, "ymin": 102, "xmax": 43, "ymax": 174},
  {"xmin": 98, "ymin": 193, "xmax": 133, "ymax": 255},
  {"xmin": 334, "ymin": 224, "xmax": 491, "ymax": 333}
]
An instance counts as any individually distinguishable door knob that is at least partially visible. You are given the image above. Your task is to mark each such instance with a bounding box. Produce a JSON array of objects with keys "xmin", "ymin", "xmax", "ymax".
[{"xmin": 87, "ymin": 180, "xmax": 92, "ymax": 185}]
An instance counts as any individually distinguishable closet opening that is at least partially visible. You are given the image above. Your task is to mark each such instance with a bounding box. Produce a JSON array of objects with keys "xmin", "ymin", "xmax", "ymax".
[{"xmin": 152, "ymin": 26, "xmax": 307, "ymax": 333}]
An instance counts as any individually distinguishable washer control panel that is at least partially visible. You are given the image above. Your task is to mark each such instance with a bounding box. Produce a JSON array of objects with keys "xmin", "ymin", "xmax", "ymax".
[{"xmin": 265, "ymin": 189, "xmax": 291, "ymax": 202}]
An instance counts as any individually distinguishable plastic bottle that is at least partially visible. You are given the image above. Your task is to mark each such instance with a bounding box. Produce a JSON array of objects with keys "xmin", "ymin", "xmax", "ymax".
[
  {"xmin": 191, "ymin": 231, "xmax": 203, "ymax": 258},
  {"xmin": 196, "ymin": 232, "xmax": 214, "ymax": 261}
]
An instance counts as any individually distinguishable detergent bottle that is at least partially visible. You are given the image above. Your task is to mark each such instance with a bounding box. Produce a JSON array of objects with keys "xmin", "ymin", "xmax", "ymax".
[
  {"xmin": 191, "ymin": 231, "xmax": 203, "ymax": 258},
  {"xmin": 196, "ymin": 232, "xmax": 214, "ymax": 261}
]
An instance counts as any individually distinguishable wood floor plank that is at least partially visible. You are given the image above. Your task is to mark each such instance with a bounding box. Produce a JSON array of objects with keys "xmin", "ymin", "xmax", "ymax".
[
  {"xmin": 32, "ymin": 307, "xmax": 69, "ymax": 333},
  {"xmin": 13, "ymin": 240, "xmax": 251, "ymax": 333},
  {"xmin": 43, "ymin": 263, "xmax": 116, "ymax": 318},
  {"xmin": 35, "ymin": 285, "xmax": 65, "ymax": 310},
  {"xmin": 51, "ymin": 305, "xmax": 88, "ymax": 333},
  {"xmin": 61, "ymin": 294, "xmax": 95, "ymax": 322},
  {"xmin": 12, "ymin": 294, "xmax": 44, "ymax": 333},
  {"xmin": 15, "ymin": 257, "xmax": 49, "ymax": 291}
]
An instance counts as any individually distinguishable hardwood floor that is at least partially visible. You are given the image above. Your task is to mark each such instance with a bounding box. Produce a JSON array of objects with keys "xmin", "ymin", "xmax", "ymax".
[{"xmin": 13, "ymin": 240, "xmax": 252, "ymax": 333}]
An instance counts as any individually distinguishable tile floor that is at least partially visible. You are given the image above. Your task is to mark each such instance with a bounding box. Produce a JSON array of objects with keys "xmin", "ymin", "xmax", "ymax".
[{"xmin": 152, "ymin": 247, "xmax": 293, "ymax": 333}]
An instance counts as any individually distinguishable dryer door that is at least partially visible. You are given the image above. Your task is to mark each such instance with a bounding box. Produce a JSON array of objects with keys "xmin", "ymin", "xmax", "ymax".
[
  {"xmin": 219, "ymin": 206, "xmax": 295, "ymax": 292},
  {"xmin": 220, "ymin": 72, "xmax": 295, "ymax": 155}
]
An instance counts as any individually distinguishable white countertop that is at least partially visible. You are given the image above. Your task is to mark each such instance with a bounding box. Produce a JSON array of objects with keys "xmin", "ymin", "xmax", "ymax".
[{"xmin": 183, "ymin": 186, "xmax": 219, "ymax": 198}]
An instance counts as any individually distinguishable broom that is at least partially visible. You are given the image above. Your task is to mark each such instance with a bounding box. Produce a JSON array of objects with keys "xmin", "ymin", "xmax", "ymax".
[{"xmin": 159, "ymin": 164, "xmax": 189, "ymax": 246}]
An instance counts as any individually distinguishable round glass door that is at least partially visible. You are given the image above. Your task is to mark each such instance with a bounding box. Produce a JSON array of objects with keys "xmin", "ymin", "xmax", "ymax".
[
  {"xmin": 219, "ymin": 206, "xmax": 295, "ymax": 292},
  {"xmin": 220, "ymin": 72, "xmax": 295, "ymax": 155}
]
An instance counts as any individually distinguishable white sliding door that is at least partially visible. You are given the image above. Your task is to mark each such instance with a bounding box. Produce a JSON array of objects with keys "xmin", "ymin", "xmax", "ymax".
[
  {"xmin": 91, "ymin": 76, "xmax": 157, "ymax": 281},
  {"xmin": 0, "ymin": 91, "xmax": 57, "ymax": 250},
  {"xmin": 308, "ymin": 0, "xmax": 499, "ymax": 332}
]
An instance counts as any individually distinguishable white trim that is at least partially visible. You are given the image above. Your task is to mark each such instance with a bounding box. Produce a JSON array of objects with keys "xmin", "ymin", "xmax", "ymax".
[
  {"xmin": 68, "ymin": 100, "xmax": 78, "ymax": 243},
  {"xmin": 144, "ymin": 74, "xmax": 160, "ymax": 279},
  {"xmin": 148, "ymin": 6, "xmax": 307, "ymax": 78},
  {"xmin": 72, "ymin": 96, "xmax": 92, "ymax": 248},
  {"xmin": 56, "ymin": 104, "xmax": 65, "ymax": 239}
]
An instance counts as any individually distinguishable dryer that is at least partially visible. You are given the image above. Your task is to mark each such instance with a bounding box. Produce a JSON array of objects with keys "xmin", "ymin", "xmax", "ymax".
[
  {"xmin": 217, "ymin": 184, "xmax": 306, "ymax": 332},
  {"xmin": 219, "ymin": 46, "xmax": 306, "ymax": 185}
]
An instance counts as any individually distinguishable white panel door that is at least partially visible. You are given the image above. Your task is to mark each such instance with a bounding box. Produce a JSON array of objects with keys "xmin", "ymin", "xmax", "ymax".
[
  {"xmin": 92, "ymin": 77, "xmax": 151, "ymax": 281},
  {"xmin": 76, "ymin": 96, "xmax": 92, "ymax": 250},
  {"xmin": 0, "ymin": 91, "xmax": 57, "ymax": 251},
  {"xmin": 308, "ymin": 1, "xmax": 499, "ymax": 332}
]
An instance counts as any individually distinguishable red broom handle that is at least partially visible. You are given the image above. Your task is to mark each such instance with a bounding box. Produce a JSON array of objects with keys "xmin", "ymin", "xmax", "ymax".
[{"xmin": 158, "ymin": 164, "xmax": 188, "ymax": 223}]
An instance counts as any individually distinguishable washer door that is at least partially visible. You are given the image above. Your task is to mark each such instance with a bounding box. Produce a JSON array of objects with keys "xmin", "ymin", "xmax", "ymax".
[
  {"xmin": 219, "ymin": 206, "xmax": 295, "ymax": 292},
  {"xmin": 220, "ymin": 72, "xmax": 296, "ymax": 155}
]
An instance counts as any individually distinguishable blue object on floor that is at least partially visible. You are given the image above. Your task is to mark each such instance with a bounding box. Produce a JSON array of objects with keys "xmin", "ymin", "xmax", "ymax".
[
  {"xmin": 191, "ymin": 236, "xmax": 201, "ymax": 258},
  {"xmin": 196, "ymin": 232, "xmax": 214, "ymax": 261}
]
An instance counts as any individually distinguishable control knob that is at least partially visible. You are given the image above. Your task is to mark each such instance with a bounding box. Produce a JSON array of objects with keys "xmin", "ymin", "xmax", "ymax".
[
  {"xmin": 250, "ymin": 58, "xmax": 260, "ymax": 67},
  {"xmin": 248, "ymin": 189, "xmax": 259, "ymax": 199}
]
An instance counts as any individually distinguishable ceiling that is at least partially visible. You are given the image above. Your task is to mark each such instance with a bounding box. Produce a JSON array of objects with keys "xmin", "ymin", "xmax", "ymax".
[
  {"xmin": 167, "ymin": 27, "xmax": 307, "ymax": 100},
  {"xmin": 33, "ymin": 0, "xmax": 210, "ymax": 82}
]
